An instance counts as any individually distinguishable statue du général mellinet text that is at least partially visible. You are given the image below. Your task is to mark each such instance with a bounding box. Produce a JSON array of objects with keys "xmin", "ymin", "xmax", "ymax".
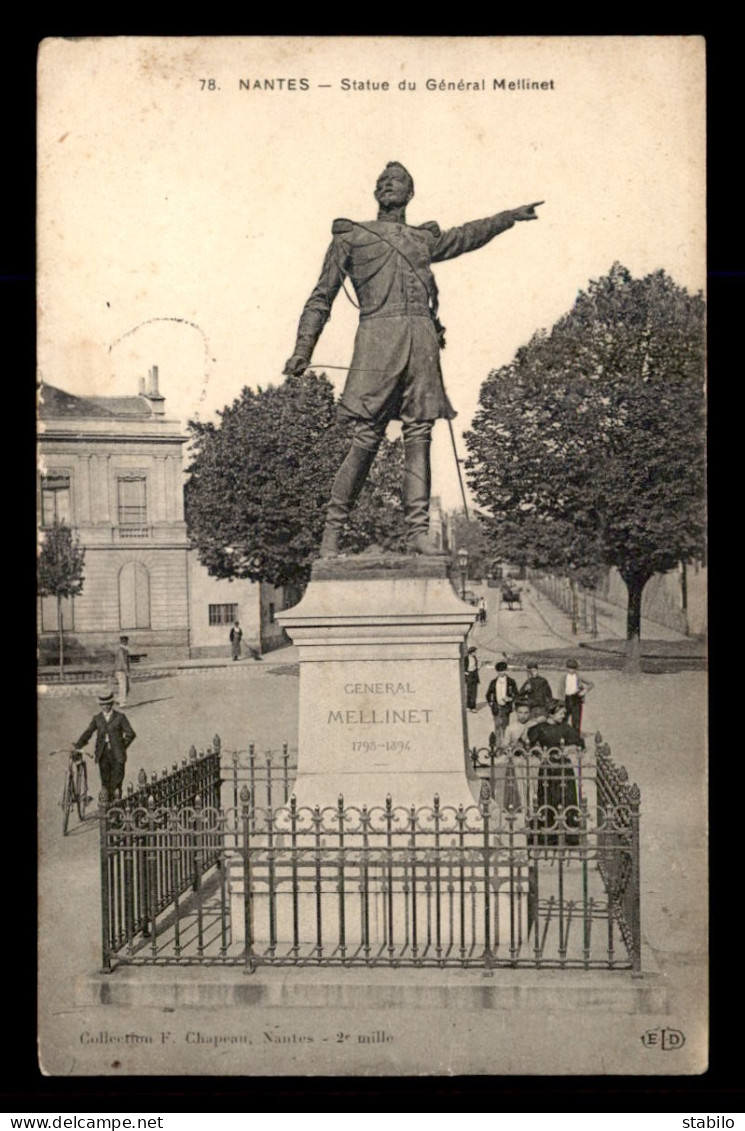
[{"xmin": 283, "ymin": 162, "xmax": 542, "ymax": 557}]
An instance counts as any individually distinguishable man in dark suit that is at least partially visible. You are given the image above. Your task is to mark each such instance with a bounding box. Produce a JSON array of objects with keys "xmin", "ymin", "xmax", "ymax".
[
  {"xmin": 519, "ymin": 661, "xmax": 553, "ymax": 720},
  {"xmin": 73, "ymin": 689, "xmax": 136, "ymax": 799},
  {"xmin": 464, "ymin": 645, "xmax": 480, "ymax": 711}
]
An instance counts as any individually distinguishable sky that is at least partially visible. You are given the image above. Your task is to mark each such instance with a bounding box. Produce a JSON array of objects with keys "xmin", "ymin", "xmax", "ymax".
[{"xmin": 37, "ymin": 36, "xmax": 705, "ymax": 509}]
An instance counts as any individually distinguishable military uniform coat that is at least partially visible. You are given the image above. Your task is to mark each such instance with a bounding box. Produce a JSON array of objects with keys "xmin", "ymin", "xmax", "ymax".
[{"xmin": 292, "ymin": 212, "xmax": 516, "ymax": 425}]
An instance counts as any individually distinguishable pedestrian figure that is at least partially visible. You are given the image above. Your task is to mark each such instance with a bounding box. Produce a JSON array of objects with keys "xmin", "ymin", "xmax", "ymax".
[
  {"xmin": 464, "ymin": 645, "xmax": 480, "ymax": 711},
  {"xmin": 477, "ymin": 596, "xmax": 486, "ymax": 624},
  {"xmin": 503, "ymin": 699, "xmax": 538, "ymax": 810},
  {"xmin": 284, "ymin": 161, "xmax": 542, "ymax": 556},
  {"xmin": 485, "ymin": 660, "xmax": 519, "ymax": 745},
  {"xmin": 72, "ymin": 689, "xmax": 136, "ymax": 800},
  {"xmin": 114, "ymin": 634, "xmax": 131, "ymax": 708},
  {"xmin": 519, "ymin": 661, "xmax": 553, "ymax": 720},
  {"xmin": 557, "ymin": 658, "xmax": 594, "ymax": 733},
  {"xmin": 503, "ymin": 700, "xmax": 532, "ymax": 748},
  {"xmin": 527, "ymin": 699, "xmax": 583, "ymax": 847},
  {"xmin": 230, "ymin": 621, "xmax": 243, "ymax": 661}
]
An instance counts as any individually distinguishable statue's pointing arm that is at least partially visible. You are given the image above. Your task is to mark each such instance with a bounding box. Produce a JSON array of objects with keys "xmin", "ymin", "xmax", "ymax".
[
  {"xmin": 431, "ymin": 202, "xmax": 542, "ymax": 263},
  {"xmin": 283, "ymin": 233, "xmax": 347, "ymax": 377}
]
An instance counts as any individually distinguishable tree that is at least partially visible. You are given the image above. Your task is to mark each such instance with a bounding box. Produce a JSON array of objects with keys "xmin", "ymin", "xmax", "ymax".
[
  {"xmin": 185, "ymin": 373, "xmax": 407, "ymax": 588},
  {"xmin": 37, "ymin": 520, "xmax": 86, "ymax": 671},
  {"xmin": 465, "ymin": 264, "xmax": 705, "ymax": 669},
  {"xmin": 447, "ymin": 510, "xmax": 492, "ymax": 580}
]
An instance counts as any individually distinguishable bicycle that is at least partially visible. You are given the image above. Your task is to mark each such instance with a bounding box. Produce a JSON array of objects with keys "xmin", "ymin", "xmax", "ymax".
[{"xmin": 50, "ymin": 749, "xmax": 94, "ymax": 835}]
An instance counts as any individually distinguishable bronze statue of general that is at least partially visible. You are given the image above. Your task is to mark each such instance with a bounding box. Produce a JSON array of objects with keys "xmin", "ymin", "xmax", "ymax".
[{"xmin": 284, "ymin": 162, "xmax": 542, "ymax": 557}]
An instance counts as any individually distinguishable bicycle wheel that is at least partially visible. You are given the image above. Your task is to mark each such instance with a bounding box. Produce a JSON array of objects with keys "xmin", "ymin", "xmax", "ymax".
[
  {"xmin": 61, "ymin": 771, "xmax": 73, "ymax": 836},
  {"xmin": 75, "ymin": 760, "xmax": 90, "ymax": 821}
]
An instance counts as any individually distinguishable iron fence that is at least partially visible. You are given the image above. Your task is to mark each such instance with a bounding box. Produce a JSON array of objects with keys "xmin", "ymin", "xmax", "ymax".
[
  {"xmin": 98, "ymin": 733, "xmax": 640, "ymax": 974},
  {"xmin": 223, "ymin": 742, "xmax": 294, "ymax": 813}
]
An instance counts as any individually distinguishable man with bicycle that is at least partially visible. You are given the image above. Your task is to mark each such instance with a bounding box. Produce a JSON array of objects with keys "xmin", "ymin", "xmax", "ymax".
[{"xmin": 73, "ymin": 689, "xmax": 136, "ymax": 799}]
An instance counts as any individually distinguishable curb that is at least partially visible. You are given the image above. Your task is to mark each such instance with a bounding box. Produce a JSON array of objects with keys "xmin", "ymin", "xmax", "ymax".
[
  {"xmin": 76, "ymin": 951, "xmax": 667, "ymax": 1014},
  {"xmin": 38, "ymin": 661, "xmax": 299, "ymax": 697}
]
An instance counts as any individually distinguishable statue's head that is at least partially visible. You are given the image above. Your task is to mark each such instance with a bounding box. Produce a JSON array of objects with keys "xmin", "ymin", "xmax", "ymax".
[{"xmin": 374, "ymin": 162, "xmax": 414, "ymax": 208}]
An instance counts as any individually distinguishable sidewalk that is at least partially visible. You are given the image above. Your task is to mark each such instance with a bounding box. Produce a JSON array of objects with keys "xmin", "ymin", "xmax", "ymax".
[
  {"xmin": 136, "ymin": 646, "xmax": 300, "ymax": 674},
  {"xmin": 38, "ymin": 643, "xmax": 300, "ymax": 695},
  {"xmin": 521, "ymin": 581, "xmax": 693, "ymax": 645},
  {"xmin": 39, "ymin": 577, "xmax": 705, "ymax": 696},
  {"xmin": 466, "ymin": 581, "xmax": 704, "ymax": 673}
]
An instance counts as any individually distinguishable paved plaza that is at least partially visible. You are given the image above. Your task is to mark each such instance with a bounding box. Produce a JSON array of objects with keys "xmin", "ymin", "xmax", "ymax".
[{"xmin": 37, "ymin": 582, "xmax": 707, "ymax": 1076}]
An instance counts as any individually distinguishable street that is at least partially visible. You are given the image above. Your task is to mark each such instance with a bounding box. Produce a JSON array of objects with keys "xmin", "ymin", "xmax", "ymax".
[{"xmin": 37, "ymin": 581, "xmax": 707, "ymax": 1077}]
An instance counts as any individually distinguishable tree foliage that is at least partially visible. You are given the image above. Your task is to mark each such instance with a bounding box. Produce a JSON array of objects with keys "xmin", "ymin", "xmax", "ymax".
[
  {"xmin": 37, "ymin": 520, "xmax": 86, "ymax": 670},
  {"xmin": 185, "ymin": 373, "xmax": 407, "ymax": 588},
  {"xmin": 447, "ymin": 510, "xmax": 492, "ymax": 580},
  {"xmin": 464, "ymin": 264, "xmax": 705, "ymax": 648}
]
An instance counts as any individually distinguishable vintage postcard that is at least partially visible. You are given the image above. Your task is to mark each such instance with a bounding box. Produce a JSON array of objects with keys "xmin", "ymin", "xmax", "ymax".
[{"xmin": 37, "ymin": 35, "xmax": 707, "ymax": 1077}]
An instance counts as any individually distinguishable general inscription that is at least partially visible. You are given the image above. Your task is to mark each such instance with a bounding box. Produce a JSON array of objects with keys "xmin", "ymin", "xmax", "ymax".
[{"xmin": 326, "ymin": 682, "xmax": 433, "ymax": 730}]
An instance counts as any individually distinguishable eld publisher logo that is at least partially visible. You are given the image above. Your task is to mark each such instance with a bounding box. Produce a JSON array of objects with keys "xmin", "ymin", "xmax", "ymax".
[{"xmin": 641, "ymin": 1026, "xmax": 686, "ymax": 1050}]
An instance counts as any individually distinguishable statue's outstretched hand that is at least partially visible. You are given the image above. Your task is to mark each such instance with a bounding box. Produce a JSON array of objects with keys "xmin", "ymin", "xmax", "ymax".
[
  {"xmin": 511, "ymin": 201, "xmax": 544, "ymax": 222},
  {"xmin": 283, "ymin": 355, "xmax": 309, "ymax": 377}
]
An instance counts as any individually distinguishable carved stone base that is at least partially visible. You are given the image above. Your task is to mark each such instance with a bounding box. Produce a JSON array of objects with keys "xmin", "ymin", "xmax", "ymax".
[{"xmin": 277, "ymin": 554, "xmax": 479, "ymax": 809}]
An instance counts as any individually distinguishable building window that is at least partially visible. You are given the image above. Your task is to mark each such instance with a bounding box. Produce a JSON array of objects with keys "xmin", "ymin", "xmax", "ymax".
[
  {"xmin": 118, "ymin": 476, "xmax": 148, "ymax": 528},
  {"xmin": 209, "ymin": 603, "xmax": 238, "ymax": 627},
  {"xmin": 40, "ymin": 472, "xmax": 71, "ymax": 527},
  {"xmin": 119, "ymin": 562, "xmax": 151, "ymax": 629},
  {"xmin": 268, "ymin": 602, "xmax": 276, "ymax": 624}
]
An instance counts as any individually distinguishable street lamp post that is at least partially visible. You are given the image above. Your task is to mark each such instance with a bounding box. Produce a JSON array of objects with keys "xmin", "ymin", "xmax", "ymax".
[{"xmin": 457, "ymin": 547, "xmax": 469, "ymax": 601}]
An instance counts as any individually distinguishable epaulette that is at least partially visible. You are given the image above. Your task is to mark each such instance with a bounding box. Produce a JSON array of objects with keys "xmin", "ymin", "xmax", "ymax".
[
  {"xmin": 415, "ymin": 221, "xmax": 441, "ymax": 238},
  {"xmin": 332, "ymin": 218, "xmax": 354, "ymax": 235}
]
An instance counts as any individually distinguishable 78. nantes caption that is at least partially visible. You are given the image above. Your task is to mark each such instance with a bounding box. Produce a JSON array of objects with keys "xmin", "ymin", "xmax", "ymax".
[{"xmin": 197, "ymin": 76, "xmax": 556, "ymax": 93}]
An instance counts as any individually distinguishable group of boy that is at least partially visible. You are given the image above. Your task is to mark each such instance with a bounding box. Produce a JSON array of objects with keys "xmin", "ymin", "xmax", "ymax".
[{"xmin": 465, "ymin": 650, "xmax": 594, "ymax": 749}]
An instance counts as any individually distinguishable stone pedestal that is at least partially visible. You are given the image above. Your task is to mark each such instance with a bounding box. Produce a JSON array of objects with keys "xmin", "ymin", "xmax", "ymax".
[{"xmin": 277, "ymin": 554, "xmax": 479, "ymax": 810}]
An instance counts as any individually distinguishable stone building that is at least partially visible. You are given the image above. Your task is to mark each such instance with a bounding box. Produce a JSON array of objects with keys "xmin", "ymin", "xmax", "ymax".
[{"xmin": 38, "ymin": 368, "xmax": 288, "ymax": 663}]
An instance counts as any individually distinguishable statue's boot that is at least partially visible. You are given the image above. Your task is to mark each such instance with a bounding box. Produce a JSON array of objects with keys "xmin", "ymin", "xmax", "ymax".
[
  {"xmin": 403, "ymin": 439, "xmax": 448, "ymax": 555},
  {"xmin": 319, "ymin": 442, "xmax": 378, "ymax": 557}
]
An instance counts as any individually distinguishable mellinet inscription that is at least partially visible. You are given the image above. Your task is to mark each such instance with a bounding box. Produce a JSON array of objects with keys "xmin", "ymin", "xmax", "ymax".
[{"xmin": 328, "ymin": 708, "xmax": 433, "ymax": 724}]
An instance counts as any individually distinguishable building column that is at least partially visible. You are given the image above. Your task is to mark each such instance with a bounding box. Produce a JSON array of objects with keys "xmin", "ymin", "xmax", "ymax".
[
  {"xmin": 92, "ymin": 454, "xmax": 112, "ymax": 524},
  {"xmin": 171, "ymin": 454, "xmax": 186, "ymax": 523},
  {"xmin": 78, "ymin": 454, "xmax": 92, "ymax": 524},
  {"xmin": 154, "ymin": 455, "xmax": 168, "ymax": 524}
]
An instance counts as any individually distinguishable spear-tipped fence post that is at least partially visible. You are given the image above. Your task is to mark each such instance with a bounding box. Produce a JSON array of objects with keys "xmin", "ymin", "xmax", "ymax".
[
  {"xmin": 232, "ymin": 751, "xmax": 240, "ymax": 813},
  {"xmin": 479, "ymin": 780, "xmax": 493, "ymax": 968},
  {"xmin": 146, "ymin": 794, "xmax": 158, "ymax": 956},
  {"xmin": 99, "ymin": 787, "xmax": 112, "ymax": 973},
  {"xmin": 629, "ymin": 783, "xmax": 642, "ymax": 976},
  {"xmin": 488, "ymin": 732, "xmax": 498, "ymax": 800},
  {"xmin": 240, "ymin": 786, "xmax": 254, "ymax": 973},
  {"xmin": 337, "ymin": 793, "xmax": 346, "ymax": 962}
]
